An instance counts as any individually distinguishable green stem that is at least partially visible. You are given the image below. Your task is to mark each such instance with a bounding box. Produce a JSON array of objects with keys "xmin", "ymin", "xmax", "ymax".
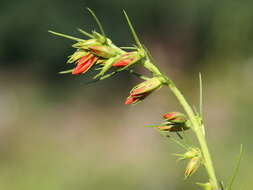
[
  {"xmin": 109, "ymin": 39, "xmax": 219, "ymax": 189},
  {"xmin": 144, "ymin": 60, "xmax": 219, "ymax": 189},
  {"xmin": 168, "ymin": 83, "xmax": 219, "ymax": 190}
]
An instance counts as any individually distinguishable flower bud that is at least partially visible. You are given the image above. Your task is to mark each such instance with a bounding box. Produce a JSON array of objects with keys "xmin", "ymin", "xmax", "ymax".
[
  {"xmin": 112, "ymin": 52, "xmax": 140, "ymax": 67},
  {"xmin": 125, "ymin": 77, "xmax": 162, "ymax": 105},
  {"xmin": 177, "ymin": 148, "xmax": 200, "ymax": 161},
  {"xmin": 72, "ymin": 39, "xmax": 100, "ymax": 49},
  {"xmin": 89, "ymin": 46, "xmax": 116, "ymax": 58},
  {"xmin": 157, "ymin": 123, "xmax": 189, "ymax": 132},
  {"xmin": 163, "ymin": 112, "xmax": 187, "ymax": 123},
  {"xmin": 67, "ymin": 51, "xmax": 87, "ymax": 64},
  {"xmin": 185, "ymin": 156, "xmax": 201, "ymax": 178},
  {"xmin": 72, "ymin": 55, "xmax": 97, "ymax": 75}
]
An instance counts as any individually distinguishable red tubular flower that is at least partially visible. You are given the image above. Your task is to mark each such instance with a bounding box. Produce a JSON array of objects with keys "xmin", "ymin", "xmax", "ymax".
[
  {"xmin": 157, "ymin": 124, "xmax": 189, "ymax": 132},
  {"xmin": 125, "ymin": 91, "xmax": 151, "ymax": 104},
  {"xmin": 89, "ymin": 46, "xmax": 116, "ymax": 58},
  {"xmin": 125, "ymin": 77, "xmax": 162, "ymax": 105},
  {"xmin": 156, "ymin": 112, "xmax": 190, "ymax": 132},
  {"xmin": 113, "ymin": 57, "xmax": 135, "ymax": 67},
  {"xmin": 163, "ymin": 112, "xmax": 187, "ymax": 123},
  {"xmin": 72, "ymin": 54, "xmax": 97, "ymax": 75},
  {"xmin": 112, "ymin": 52, "xmax": 140, "ymax": 67}
]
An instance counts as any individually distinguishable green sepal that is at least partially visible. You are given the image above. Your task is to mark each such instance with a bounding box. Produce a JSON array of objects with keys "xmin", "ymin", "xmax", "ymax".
[
  {"xmin": 67, "ymin": 51, "xmax": 88, "ymax": 64},
  {"xmin": 144, "ymin": 125, "xmax": 166, "ymax": 128},
  {"xmin": 99, "ymin": 71, "xmax": 119, "ymax": 80},
  {"xmin": 93, "ymin": 57, "xmax": 117, "ymax": 79},
  {"xmin": 72, "ymin": 39, "xmax": 100, "ymax": 49},
  {"xmin": 59, "ymin": 69, "xmax": 73, "ymax": 74},
  {"xmin": 130, "ymin": 77, "xmax": 162, "ymax": 95}
]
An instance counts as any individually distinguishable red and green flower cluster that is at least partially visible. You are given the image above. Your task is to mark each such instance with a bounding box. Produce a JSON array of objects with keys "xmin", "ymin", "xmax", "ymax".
[
  {"xmin": 50, "ymin": 29, "xmax": 166, "ymax": 105},
  {"xmin": 64, "ymin": 36, "xmax": 142, "ymax": 76},
  {"xmin": 157, "ymin": 112, "xmax": 190, "ymax": 132}
]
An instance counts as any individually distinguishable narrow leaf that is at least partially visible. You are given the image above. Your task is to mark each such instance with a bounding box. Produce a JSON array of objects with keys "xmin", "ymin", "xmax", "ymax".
[
  {"xmin": 129, "ymin": 70, "xmax": 149, "ymax": 80},
  {"xmin": 120, "ymin": 47, "xmax": 138, "ymax": 50},
  {"xmin": 99, "ymin": 71, "xmax": 118, "ymax": 80},
  {"xmin": 86, "ymin": 8, "xmax": 106, "ymax": 38},
  {"xmin": 226, "ymin": 144, "xmax": 244, "ymax": 190},
  {"xmin": 48, "ymin": 31, "xmax": 85, "ymax": 41},
  {"xmin": 77, "ymin": 28, "xmax": 94, "ymax": 38},
  {"xmin": 144, "ymin": 125, "xmax": 166, "ymax": 128},
  {"xmin": 123, "ymin": 10, "xmax": 142, "ymax": 48},
  {"xmin": 199, "ymin": 72, "xmax": 203, "ymax": 117},
  {"xmin": 220, "ymin": 181, "xmax": 225, "ymax": 190}
]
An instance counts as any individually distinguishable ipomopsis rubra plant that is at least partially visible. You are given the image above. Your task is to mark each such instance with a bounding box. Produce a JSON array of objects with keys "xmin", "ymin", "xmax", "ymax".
[{"xmin": 49, "ymin": 8, "xmax": 243, "ymax": 190}]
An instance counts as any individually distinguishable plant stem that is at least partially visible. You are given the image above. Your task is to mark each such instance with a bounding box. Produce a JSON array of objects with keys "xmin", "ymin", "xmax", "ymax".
[
  {"xmin": 145, "ymin": 60, "xmax": 219, "ymax": 189},
  {"xmin": 168, "ymin": 83, "xmax": 219, "ymax": 190},
  {"xmin": 109, "ymin": 40, "xmax": 219, "ymax": 188}
]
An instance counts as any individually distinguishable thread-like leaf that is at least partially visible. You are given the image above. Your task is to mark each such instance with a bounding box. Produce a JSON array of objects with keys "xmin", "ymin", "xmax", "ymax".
[
  {"xmin": 129, "ymin": 70, "xmax": 149, "ymax": 80},
  {"xmin": 77, "ymin": 28, "xmax": 93, "ymax": 38},
  {"xmin": 99, "ymin": 71, "xmax": 118, "ymax": 80},
  {"xmin": 123, "ymin": 10, "xmax": 142, "ymax": 48},
  {"xmin": 86, "ymin": 8, "xmax": 106, "ymax": 39},
  {"xmin": 120, "ymin": 47, "xmax": 138, "ymax": 50},
  {"xmin": 199, "ymin": 73, "xmax": 203, "ymax": 117},
  {"xmin": 220, "ymin": 181, "xmax": 225, "ymax": 190},
  {"xmin": 48, "ymin": 31, "xmax": 85, "ymax": 41},
  {"xmin": 226, "ymin": 144, "xmax": 244, "ymax": 190}
]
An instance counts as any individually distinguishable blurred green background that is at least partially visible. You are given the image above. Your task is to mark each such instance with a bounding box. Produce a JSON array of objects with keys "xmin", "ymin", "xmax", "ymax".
[{"xmin": 0, "ymin": 0, "xmax": 253, "ymax": 189}]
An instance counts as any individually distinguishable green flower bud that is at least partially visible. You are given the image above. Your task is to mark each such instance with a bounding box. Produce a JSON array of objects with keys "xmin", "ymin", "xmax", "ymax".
[
  {"xmin": 72, "ymin": 39, "xmax": 100, "ymax": 49},
  {"xmin": 89, "ymin": 46, "xmax": 116, "ymax": 58},
  {"xmin": 185, "ymin": 156, "xmax": 201, "ymax": 178},
  {"xmin": 125, "ymin": 77, "xmax": 163, "ymax": 105},
  {"xmin": 67, "ymin": 51, "xmax": 88, "ymax": 63},
  {"xmin": 157, "ymin": 123, "xmax": 190, "ymax": 132},
  {"xmin": 163, "ymin": 112, "xmax": 187, "ymax": 123},
  {"xmin": 176, "ymin": 148, "xmax": 201, "ymax": 161}
]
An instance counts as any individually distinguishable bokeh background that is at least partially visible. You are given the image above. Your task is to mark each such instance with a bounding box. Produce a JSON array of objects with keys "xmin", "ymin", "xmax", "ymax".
[{"xmin": 0, "ymin": 0, "xmax": 253, "ymax": 189}]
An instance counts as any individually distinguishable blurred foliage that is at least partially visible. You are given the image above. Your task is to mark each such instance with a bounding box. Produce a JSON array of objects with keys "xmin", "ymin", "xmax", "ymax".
[{"xmin": 0, "ymin": 0, "xmax": 253, "ymax": 190}]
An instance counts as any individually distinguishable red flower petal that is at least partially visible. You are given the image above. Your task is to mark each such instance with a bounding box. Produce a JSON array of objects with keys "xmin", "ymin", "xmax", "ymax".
[
  {"xmin": 112, "ymin": 58, "xmax": 134, "ymax": 67},
  {"xmin": 72, "ymin": 56, "xmax": 96, "ymax": 75},
  {"xmin": 124, "ymin": 96, "xmax": 136, "ymax": 104},
  {"xmin": 163, "ymin": 112, "xmax": 177, "ymax": 120}
]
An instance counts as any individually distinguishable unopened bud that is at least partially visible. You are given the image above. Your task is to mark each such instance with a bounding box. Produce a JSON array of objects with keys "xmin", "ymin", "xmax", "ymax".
[
  {"xmin": 177, "ymin": 148, "xmax": 200, "ymax": 161},
  {"xmin": 125, "ymin": 77, "xmax": 162, "ymax": 105},
  {"xmin": 185, "ymin": 156, "xmax": 201, "ymax": 178},
  {"xmin": 89, "ymin": 46, "xmax": 116, "ymax": 58},
  {"xmin": 67, "ymin": 51, "xmax": 87, "ymax": 63},
  {"xmin": 163, "ymin": 112, "xmax": 187, "ymax": 123},
  {"xmin": 72, "ymin": 39, "xmax": 100, "ymax": 49},
  {"xmin": 157, "ymin": 123, "xmax": 189, "ymax": 132},
  {"xmin": 72, "ymin": 55, "xmax": 97, "ymax": 75},
  {"xmin": 113, "ymin": 52, "xmax": 141, "ymax": 67}
]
